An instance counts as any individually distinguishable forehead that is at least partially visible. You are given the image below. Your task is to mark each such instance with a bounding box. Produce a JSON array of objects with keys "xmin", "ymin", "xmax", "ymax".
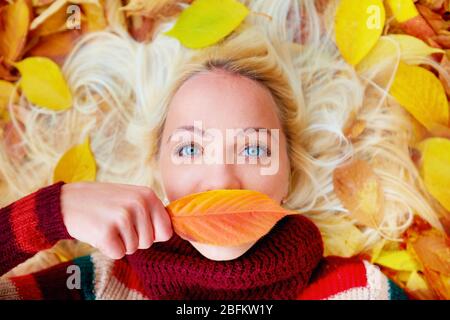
[{"xmin": 164, "ymin": 69, "xmax": 281, "ymax": 132}]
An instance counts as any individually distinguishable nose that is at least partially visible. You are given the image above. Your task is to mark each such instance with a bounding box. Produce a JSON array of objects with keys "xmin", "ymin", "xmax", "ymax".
[{"xmin": 200, "ymin": 164, "xmax": 242, "ymax": 191}]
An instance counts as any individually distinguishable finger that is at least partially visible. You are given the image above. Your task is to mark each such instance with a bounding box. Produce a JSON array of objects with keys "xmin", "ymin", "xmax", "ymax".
[
  {"xmin": 99, "ymin": 228, "xmax": 126, "ymax": 260},
  {"xmin": 148, "ymin": 194, "xmax": 173, "ymax": 243},
  {"xmin": 133, "ymin": 201, "xmax": 154, "ymax": 249},
  {"xmin": 117, "ymin": 211, "xmax": 139, "ymax": 255}
]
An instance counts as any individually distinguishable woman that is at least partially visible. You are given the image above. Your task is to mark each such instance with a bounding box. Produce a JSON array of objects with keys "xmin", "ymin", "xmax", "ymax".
[{"xmin": 0, "ymin": 0, "xmax": 437, "ymax": 299}]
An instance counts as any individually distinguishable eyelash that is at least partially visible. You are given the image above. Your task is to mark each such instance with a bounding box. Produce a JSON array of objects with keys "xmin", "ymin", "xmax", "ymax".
[{"xmin": 173, "ymin": 141, "xmax": 272, "ymax": 158}]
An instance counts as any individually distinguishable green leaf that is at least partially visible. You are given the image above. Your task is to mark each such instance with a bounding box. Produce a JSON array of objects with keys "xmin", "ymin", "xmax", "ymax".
[{"xmin": 164, "ymin": 0, "xmax": 249, "ymax": 49}]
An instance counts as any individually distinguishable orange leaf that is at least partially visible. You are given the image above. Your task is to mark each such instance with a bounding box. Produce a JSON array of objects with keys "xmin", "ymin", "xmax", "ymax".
[
  {"xmin": 410, "ymin": 229, "xmax": 450, "ymax": 276},
  {"xmin": 30, "ymin": 1, "xmax": 69, "ymax": 37},
  {"xmin": 333, "ymin": 159, "xmax": 385, "ymax": 228},
  {"xmin": 26, "ymin": 29, "xmax": 82, "ymax": 66},
  {"xmin": 422, "ymin": 267, "xmax": 450, "ymax": 299},
  {"xmin": 416, "ymin": 3, "xmax": 450, "ymax": 34},
  {"xmin": 166, "ymin": 189, "xmax": 293, "ymax": 246},
  {"xmin": 81, "ymin": 0, "xmax": 107, "ymax": 32},
  {"xmin": 400, "ymin": 15, "xmax": 437, "ymax": 43},
  {"xmin": 0, "ymin": 0, "xmax": 31, "ymax": 64}
]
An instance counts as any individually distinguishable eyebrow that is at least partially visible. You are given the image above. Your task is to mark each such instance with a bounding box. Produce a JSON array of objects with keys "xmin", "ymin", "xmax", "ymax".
[{"xmin": 166, "ymin": 126, "xmax": 274, "ymax": 143}]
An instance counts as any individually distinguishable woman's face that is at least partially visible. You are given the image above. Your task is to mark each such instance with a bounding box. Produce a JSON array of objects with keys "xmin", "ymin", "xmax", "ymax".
[{"xmin": 158, "ymin": 68, "xmax": 290, "ymax": 260}]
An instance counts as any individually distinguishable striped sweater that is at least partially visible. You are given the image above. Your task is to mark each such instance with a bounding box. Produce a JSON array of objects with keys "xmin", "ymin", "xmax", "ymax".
[{"xmin": 0, "ymin": 182, "xmax": 408, "ymax": 300}]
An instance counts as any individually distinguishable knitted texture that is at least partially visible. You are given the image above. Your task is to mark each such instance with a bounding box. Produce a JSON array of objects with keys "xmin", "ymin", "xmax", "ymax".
[
  {"xmin": 126, "ymin": 214, "xmax": 324, "ymax": 299},
  {"xmin": 0, "ymin": 182, "xmax": 407, "ymax": 300}
]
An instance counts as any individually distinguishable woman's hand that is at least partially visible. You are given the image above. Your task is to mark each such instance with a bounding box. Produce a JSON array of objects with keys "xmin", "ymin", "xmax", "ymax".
[{"xmin": 60, "ymin": 182, "xmax": 173, "ymax": 260}]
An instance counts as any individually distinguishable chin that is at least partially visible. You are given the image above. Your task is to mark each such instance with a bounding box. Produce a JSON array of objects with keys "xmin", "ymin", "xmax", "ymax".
[{"xmin": 189, "ymin": 241, "xmax": 255, "ymax": 261}]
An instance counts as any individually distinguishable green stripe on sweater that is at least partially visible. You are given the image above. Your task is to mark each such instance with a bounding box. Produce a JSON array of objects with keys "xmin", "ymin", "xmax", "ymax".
[
  {"xmin": 388, "ymin": 279, "xmax": 408, "ymax": 300},
  {"xmin": 73, "ymin": 255, "xmax": 96, "ymax": 300}
]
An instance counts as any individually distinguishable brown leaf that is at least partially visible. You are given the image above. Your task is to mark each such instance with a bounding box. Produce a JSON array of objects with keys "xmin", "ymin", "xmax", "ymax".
[
  {"xmin": 26, "ymin": 29, "xmax": 82, "ymax": 66},
  {"xmin": 129, "ymin": 15, "xmax": 154, "ymax": 42},
  {"xmin": 411, "ymin": 229, "xmax": 450, "ymax": 276},
  {"xmin": 418, "ymin": 0, "xmax": 446, "ymax": 11},
  {"xmin": 417, "ymin": 3, "xmax": 450, "ymax": 34},
  {"xmin": 333, "ymin": 159, "xmax": 385, "ymax": 228},
  {"xmin": 400, "ymin": 15, "xmax": 437, "ymax": 43}
]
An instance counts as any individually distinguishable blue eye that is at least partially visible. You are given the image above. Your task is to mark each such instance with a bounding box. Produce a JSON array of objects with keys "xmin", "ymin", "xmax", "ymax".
[
  {"xmin": 243, "ymin": 145, "xmax": 270, "ymax": 157},
  {"xmin": 178, "ymin": 143, "xmax": 201, "ymax": 157}
]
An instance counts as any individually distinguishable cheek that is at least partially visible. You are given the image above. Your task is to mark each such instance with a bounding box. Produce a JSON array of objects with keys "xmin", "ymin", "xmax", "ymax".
[
  {"xmin": 159, "ymin": 155, "xmax": 203, "ymax": 201},
  {"xmin": 236, "ymin": 151, "xmax": 290, "ymax": 203}
]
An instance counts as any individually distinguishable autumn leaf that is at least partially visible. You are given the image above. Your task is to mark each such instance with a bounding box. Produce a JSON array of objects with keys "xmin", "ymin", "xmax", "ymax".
[
  {"xmin": 164, "ymin": 0, "xmax": 249, "ymax": 49},
  {"xmin": 14, "ymin": 57, "xmax": 73, "ymax": 111},
  {"xmin": 422, "ymin": 268, "xmax": 450, "ymax": 299},
  {"xmin": 386, "ymin": 0, "xmax": 438, "ymax": 44},
  {"xmin": 26, "ymin": 29, "xmax": 82, "ymax": 66},
  {"xmin": 357, "ymin": 34, "xmax": 444, "ymax": 74},
  {"xmin": 410, "ymin": 229, "xmax": 450, "ymax": 276},
  {"xmin": 374, "ymin": 250, "xmax": 422, "ymax": 272},
  {"xmin": 416, "ymin": 138, "xmax": 450, "ymax": 211},
  {"xmin": 388, "ymin": 34, "xmax": 444, "ymax": 61},
  {"xmin": 386, "ymin": 0, "xmax": 420, "ymax": 23},
  {"xmin": 334, "ymin": 0, "xmax": 385, "ymax": 66},
  {"xmin": 333, "ymin": 159, "xmax": 385, "ymax": 228},
  {"xmin": 53, "ymin": 137, "xmax": 97, "ymax": 183},
  {"xmin": 0, "ymin": 0, "xmax": 31, "ymax": 64},
  {"xmin": 30, "ymin": 0, "xmax": 68, "ymax": 36},
  {"xmin": 0, "ymin": 80, "xmax": 18, "ymax": 121},
  {"xmin": 416, "ymin": 3, "xmax": 450, "ymax": 34},
  {"xmin": 166, "ymin": 189, "xmax": 294, "ymax": 246},
  {"xmin": 81, "ymin": 0, "xmax": 107, "ymax": 32},
  {"xmin": 389, "ymin": 61, "xmax": 449, "ymax": 130}
]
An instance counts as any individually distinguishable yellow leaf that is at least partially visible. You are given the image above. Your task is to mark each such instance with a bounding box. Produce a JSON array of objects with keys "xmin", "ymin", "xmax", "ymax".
[
  {"xmin": 357, "ymin": 34, "xmax": 444, "ymax": 73},
  {"xmin": 406, "ymin": 271, "xmax": 429, "ymax": 291},
  {"xmin": 53, "ymin": 137, "xmax": 97, "ymax": 183},
  {"xmin": 82, "ymin": 0, "xmax": 108, "ymax": 32},
  {"xmin": 14, "ymin": 57, "xmax": 72, "ymax": 111},
  {"xmin": 386, "ymin": 0, "xmax": 419, "ymax": 23},
  {"xmin": 334, "ymin": 0, "xmax": 385, "ymax": 65},
  {"xmin": 389, "ymin": 62, "xmax": 449, "ymax": 130},
  {"xmin": 416, "ymin": 138, "xmax": 450, "ymax": 211},
  {"xmin": 370, "ymin": 238, "xmax": 386, "ymax": 263},
  {"xmin": 374, "ymin": 250, "xmax": 422, "ymax": 272},
  {"xmin": 322, "ymin": 223, "xmax": 366, "ymax": 257},
  {"xmin": 333, "ymin": 159, "xmax": 385, "ymax": 228},
  {"xmin": 388, "ymin": 34, "xmax": 444, "ymax": 61},
  {"xmin": 164, "ymin": 0, "xmax": 249, "ymax": 49},
  {"xmin": 0, "ymin": 80, "xmax": 18, "ymax": 122}
]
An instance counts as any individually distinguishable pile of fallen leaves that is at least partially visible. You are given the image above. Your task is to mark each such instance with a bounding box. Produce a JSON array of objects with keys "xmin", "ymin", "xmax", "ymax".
[
  {"xmin": 0, "ymin": 0, "xmax": 449, "ymax": 300},
  {"xmin": 335, "ymin": 0, "xmax": 450, "ymax": 300}
]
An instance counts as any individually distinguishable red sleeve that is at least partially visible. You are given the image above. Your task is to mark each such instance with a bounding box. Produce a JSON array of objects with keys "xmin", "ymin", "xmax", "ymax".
[{"xmin": 0, "ymin": 181, "xmax": 74, "ymax": 276}]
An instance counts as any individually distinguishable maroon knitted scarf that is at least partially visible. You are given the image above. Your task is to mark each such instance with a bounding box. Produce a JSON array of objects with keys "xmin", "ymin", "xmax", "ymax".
[{"xmin": 126, "ymin": 214, "xmax": 324, "ymax": 299}]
